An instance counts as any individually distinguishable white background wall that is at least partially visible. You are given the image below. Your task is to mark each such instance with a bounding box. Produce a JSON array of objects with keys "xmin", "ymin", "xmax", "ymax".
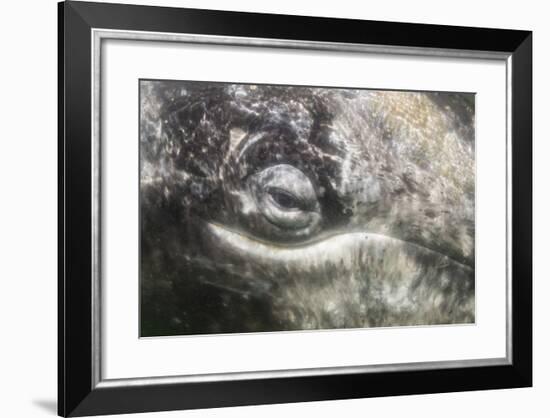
[{"xmin": 0, "ymin": 0, "xmax": 546, "ymax": 417}]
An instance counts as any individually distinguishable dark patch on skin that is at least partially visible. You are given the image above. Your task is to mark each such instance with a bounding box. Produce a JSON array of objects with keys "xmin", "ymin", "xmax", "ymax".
[{"xmin": 140, "ymin": 81, "xmax": 475, "ymax": 336}]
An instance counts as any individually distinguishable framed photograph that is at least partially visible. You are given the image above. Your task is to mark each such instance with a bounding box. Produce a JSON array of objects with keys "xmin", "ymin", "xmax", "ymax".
[{"xmin": 58, "ymin": 1, "xmax": 532, "ymax": 416}]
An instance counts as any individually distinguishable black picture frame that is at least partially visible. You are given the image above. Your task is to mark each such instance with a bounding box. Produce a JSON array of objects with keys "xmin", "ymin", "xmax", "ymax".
[{"xmin": 58, "ymin": 1, "xmax": 532, "ymax": 416}]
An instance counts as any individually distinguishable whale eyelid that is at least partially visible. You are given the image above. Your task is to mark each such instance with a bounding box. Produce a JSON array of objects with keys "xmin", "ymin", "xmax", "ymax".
[
  {"xmin": 235, "ymin": 131, "xmax": 265, "ymax": 162},
  {"xmin": 255, "ymin": 164, "xmax": 319, "ymax": 210}
]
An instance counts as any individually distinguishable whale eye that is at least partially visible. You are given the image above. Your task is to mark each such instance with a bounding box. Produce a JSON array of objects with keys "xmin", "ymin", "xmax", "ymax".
[
  {"xmin": 267, "ymin": 187, "xmax": 302, "ymax": 210},
  {"xmin": 248, "ymin": 164, "xmax": 322, "ymax": 235}
]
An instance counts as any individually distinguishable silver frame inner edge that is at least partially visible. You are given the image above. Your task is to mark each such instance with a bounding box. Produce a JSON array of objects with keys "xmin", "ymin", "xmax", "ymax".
[{"xmin": 90, "ymin": 28, "xmax": 513, "ymax": 389}]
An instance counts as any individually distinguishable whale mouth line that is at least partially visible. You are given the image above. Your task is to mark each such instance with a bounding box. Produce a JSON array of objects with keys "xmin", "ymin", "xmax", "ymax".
[
  {"xmin": 206, "ymin": 221, "xmax": 382, "ymax": 249},
  {"xmin": 205, "ymin": 221, "xmax": 472, "ymax": 270}
]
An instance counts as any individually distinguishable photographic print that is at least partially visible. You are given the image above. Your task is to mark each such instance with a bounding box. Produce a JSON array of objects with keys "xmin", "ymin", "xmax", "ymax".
[{"xmin": 139, "ymin": 80, "xmax": 475, "ymax": 337}]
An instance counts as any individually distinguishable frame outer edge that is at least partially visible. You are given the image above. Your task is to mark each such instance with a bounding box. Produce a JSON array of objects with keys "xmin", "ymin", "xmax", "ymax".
[
  {"xmin": 511, "ymin": 32, "xmax": 533, "ymax": 386},
  {"xmin": 70, "ymin": 0, "xmax": 528, "ymax": 52},
  {"xmin": 58, "ymin": 2, "xmax": 65, "ymax": 416},
  {"xmin": 60, "ymin": 1, "xmax": 95, "ymax": 416}
]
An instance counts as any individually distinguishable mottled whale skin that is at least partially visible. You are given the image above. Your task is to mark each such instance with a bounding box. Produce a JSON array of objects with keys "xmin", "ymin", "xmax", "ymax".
[{"xmin": 140, "ymin": 81, "xmax": 475, "ymax": 336}]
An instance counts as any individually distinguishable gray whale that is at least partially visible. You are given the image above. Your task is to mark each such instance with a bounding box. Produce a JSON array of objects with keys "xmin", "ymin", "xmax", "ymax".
[{"xmin": 140, "ymin": 81, "xmax": 475, "ymax": 335}]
